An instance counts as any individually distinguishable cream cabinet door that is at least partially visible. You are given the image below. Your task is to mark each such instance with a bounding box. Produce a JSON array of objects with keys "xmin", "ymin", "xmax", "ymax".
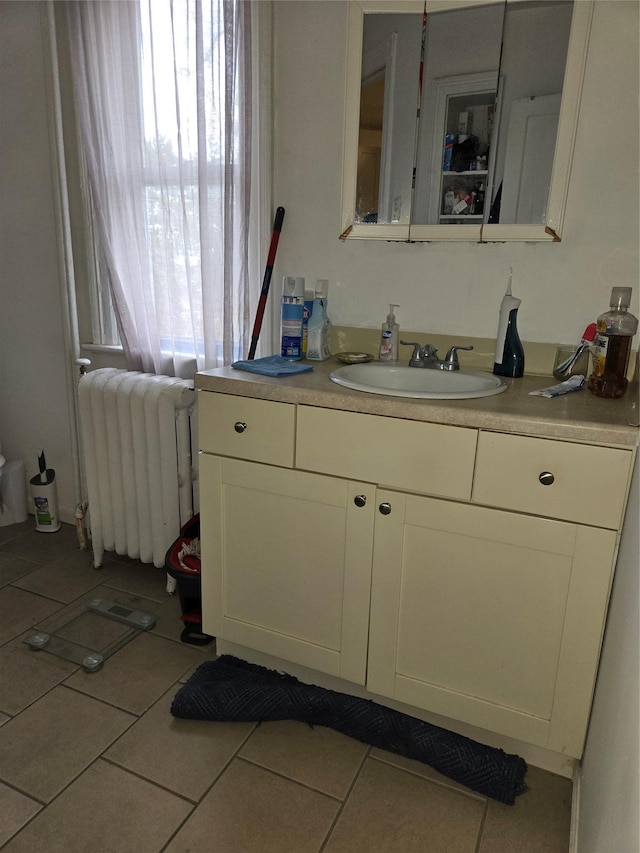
[
  {"xmin": 367, "ymin": 491, "xmax": 617, "ymax": 757},
  {"xmin": 199, "ymin": 453, "xmax": 375, "ymax": 684}
]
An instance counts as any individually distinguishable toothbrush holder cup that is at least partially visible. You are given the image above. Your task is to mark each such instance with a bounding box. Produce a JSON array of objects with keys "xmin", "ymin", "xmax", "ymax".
[{"xmin": 553, "ymin": 345, "xmax": 591, "ymax": 382}]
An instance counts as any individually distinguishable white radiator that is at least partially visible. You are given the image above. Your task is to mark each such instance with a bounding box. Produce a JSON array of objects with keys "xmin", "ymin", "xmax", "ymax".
[{"xmin": 78, "ymin": 368, "xmax": 197, "ymax": 571}]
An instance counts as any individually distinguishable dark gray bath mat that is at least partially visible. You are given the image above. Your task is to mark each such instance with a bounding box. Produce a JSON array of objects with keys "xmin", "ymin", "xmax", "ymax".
[{"xmin": 171, "ymin": 655, "xmax": 528, "ymax": 804}]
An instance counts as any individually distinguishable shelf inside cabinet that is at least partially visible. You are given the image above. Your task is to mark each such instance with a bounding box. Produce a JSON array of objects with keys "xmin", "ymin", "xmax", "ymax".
[{"xmin": 443, "ymin": 170, "xmax": 488, "ymax": 177}]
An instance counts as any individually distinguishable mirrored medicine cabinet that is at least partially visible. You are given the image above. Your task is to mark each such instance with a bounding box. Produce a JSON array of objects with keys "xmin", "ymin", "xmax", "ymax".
[{"xmin": 340, "ymin": 0, "xmax": 594, "ymax": 243}]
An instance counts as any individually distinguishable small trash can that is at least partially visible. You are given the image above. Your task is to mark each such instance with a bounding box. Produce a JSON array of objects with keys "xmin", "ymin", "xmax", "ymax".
[
  {"xmin": 165, "ymin": 514, "xmax": 214, "ymax": 646},
  {"xmin": 29, "ymin": 469, "xmax": 61, "ymax": 533}
]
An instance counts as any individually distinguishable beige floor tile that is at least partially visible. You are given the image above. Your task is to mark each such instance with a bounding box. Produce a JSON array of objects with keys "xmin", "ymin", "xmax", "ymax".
[
  {"xmin": 165, "ymin": 758, "xmax": 339, "ymax": 853},
  {"xmin": 0, "ymin": 587, "xmax": 62, "ymax": 645},
  {"xmin": 0, "ymin": 523, "xmax": 79, "ymax": 564},
  {"xmin": 36, "ymin": 582, "xmax": 168, "ymax": 632},
  {"xmin": 0, "ymin": 685, "xmax": 133, "ymax": 802},
  {"xmin": 63, "ymin": 631, "xmax": 205, "ymax": 714},
  {"xmin": 1, "ymin": 759, "xmax": 192, "ymax": 853},
  {"xmin": 0, "ymin": 782, "xmax": 42, "ymax": 848},
  {"xmin": 0, "ymin": 552, "xmax": 39, "ymax": 587},
  {"xmin": 11, "ymin": 549, "xmax": 122, "ymax": 603},
  {"xmin": 149, "ymin": 592, "xmax": 196, "ymax": 644},
  {"xmin": 105, "ymin": 686, "xmax": 255, "ymax": 800},
  {"xmin": 478, "ymin": 765, "xmax": 572, "ymax": 852},
  {"xmin": 324, "ymin": 756, "xmax": 485, "ymax": 853},
  {"xmin": 0, "ymin": 712, "xmax": 9, "ymax": 725},
  {"xmin": 0, "ymin": 633, "xmax": 77, "ymax": 716},
  {"xmin": 0, "ymin": 520, "xmax": 31, "ymax": 546},
  {"xmin": 370, "ymin": 745, "xmax": 488, "ymax": 800},
  {"xmin": 103, "ymin": 559, "xmax": 176, "ymax": 603},
  {"xmin": 176, "ymin": 650, "xmax": 219, "ymax": 684},
  {"xmin": 240, "ymin": 719, "xmax": 368, "ymax": 799}
]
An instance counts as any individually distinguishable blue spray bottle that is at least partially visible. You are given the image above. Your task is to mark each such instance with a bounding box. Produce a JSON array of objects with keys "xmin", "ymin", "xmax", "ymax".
[{"xmin": 280, "ymin": 276, "xmax": 304, "ymax": 360}]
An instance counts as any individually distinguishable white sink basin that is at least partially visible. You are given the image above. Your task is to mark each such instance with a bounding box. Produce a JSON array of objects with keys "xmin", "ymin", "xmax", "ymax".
[{"xmin": 330, "ymin": 363, "xmax": 507, "ymax": 400}]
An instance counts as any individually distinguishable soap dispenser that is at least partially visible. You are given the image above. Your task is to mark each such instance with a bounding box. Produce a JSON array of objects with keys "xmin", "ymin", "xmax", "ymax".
[{"xmin": 380, "ymin": 304, "xmax": 400, "ymax": 361}]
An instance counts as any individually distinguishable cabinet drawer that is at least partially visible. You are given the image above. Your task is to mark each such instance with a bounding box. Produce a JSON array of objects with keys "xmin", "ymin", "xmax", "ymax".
[
  {"xmin": 199, "ymin": 392, "xmax": 295, "ymax": 467},
  {"xmin": 473, "ymin": 431, "xmax": 632, "ymax": 528},
  {"xmin": 296, "ymin": 406, "xmax": 477, "ymax": 500}
]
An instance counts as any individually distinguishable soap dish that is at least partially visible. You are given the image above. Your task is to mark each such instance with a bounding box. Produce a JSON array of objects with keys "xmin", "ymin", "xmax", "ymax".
[{"xmin": 335, "ymin": 352, "xmax": 374, "ymax": 364}]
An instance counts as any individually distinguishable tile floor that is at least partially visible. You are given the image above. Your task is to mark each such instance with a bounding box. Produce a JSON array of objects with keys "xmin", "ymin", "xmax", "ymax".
[{"xmin": 0, "ymin": 520, "xmax": 572, "ymax": 852}]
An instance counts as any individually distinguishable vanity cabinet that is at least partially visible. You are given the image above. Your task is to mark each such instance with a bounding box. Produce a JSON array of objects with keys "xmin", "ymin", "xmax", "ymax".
[{"xmin": 198, "ymin": 390, "xmax": 634, "ymax": 759}]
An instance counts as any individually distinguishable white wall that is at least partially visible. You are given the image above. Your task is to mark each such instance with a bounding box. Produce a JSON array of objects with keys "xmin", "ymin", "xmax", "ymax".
[
  {"xmin": 271, "ymin": 1, "xmax": 639, "ymax": 346},
  {"xmin": 577, "ymin": 454, "xmax": 639, "ymax": 851},
  {"xmin": 0, "ymin": 1, "xmax": 76, "ymax": 523}
]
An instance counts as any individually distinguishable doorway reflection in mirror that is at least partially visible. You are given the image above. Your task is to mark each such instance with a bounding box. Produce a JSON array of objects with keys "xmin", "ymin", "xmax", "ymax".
[{"xmin": 355, "ymin": 12, "xmax": 422, "ymax": 225}]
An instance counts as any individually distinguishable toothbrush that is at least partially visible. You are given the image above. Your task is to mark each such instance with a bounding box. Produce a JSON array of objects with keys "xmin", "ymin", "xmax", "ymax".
[{"xmin": 555, "ymin": 323, "xmax": 597, "ymax": 374}]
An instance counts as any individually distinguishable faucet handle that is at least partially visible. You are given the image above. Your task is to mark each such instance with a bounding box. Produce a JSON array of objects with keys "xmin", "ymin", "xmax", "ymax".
[
  {"xmin": 443, "ymin": 345, "xmax": 473, "ymax": 371},
  {"xmin": 400, "ymin": 340, "xmax": 424, "ymax": 367}
]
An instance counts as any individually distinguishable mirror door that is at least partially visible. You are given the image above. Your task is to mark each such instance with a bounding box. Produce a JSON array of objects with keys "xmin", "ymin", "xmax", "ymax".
[{"xmin": 353, "ymin": 10, "xmax": 423, "ymax": 228}]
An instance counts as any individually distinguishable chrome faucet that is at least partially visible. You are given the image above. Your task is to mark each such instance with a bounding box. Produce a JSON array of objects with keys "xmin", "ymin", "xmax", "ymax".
[{"xmin": 400, "ymin": 341, "xmax": 473, "ymax": 371}]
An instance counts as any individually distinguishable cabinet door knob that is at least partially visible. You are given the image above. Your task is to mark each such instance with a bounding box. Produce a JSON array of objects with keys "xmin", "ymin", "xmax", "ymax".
[
  {"xmin": 354, "ymin": 495, "xmax": 367, "ymax": 507},
  {"xmin": 539, "ymin": 471, "xmax": 555, "ymax": 486},
  {"xmin": 234, "ymin": 421, "xmax": 247, "ymax": 434},
  {"xmin": 378, "ymin": 502, "xmax": 391, "ymax": 515}
]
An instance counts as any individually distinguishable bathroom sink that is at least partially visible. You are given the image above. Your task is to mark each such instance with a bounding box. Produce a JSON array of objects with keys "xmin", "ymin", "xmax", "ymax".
[{"xmin": 330, "ymin": 363, "xmax": 507, "ymax": 400}]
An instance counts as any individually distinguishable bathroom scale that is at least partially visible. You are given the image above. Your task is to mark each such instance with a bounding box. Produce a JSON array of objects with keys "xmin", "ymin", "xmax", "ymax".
[{"xmin": 24, "ymin": 598, "xmax": 155, "ymax": 672}]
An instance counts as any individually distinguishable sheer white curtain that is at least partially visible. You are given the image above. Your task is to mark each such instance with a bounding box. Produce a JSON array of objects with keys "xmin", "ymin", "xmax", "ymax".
[{"xmin": 65, "ymin": 0, "xmax": 268, "ymax": 378}]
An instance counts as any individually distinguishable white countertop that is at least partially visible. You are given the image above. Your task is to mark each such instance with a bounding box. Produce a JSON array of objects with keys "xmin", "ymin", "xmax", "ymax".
[{"xmin": 196, "ymin": 360, "xmax": 639, "ymax": 448}]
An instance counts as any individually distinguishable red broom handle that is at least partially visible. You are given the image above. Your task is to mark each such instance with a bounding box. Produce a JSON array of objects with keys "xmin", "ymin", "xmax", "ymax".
[{"xmin": 248, "ymin": 206, "xmax": 285, "ymax": 360}]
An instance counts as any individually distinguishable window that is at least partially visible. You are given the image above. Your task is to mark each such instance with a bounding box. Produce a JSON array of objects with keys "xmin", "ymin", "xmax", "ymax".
[{"xmin": 60, "ymin": 0, "xmax": 269, "ymax": 378}]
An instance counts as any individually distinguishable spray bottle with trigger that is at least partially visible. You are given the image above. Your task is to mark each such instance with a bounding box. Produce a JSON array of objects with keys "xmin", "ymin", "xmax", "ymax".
[{"xmin": 493, "ymin": 269, "xmax": 524, "ymax": 378}]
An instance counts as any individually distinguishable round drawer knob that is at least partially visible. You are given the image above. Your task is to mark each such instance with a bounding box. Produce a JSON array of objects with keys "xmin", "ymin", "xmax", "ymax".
[
  {"xmin": 234, "ymin": 421, "xmax": 247, "ymax": 434},
  {"xmin": 354, "ymin": 495, "xmax": 367, "ymax": 508},
  {"xmin": 539, "ymin": 471, "xmax": 555, "ymax": 486},
  {"xmin": 379, "ymin": 502, "xmax": 392, "ymax": 515}
]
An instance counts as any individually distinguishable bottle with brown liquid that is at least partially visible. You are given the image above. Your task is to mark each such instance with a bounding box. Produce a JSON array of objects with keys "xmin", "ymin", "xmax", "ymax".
[{"xmin": 588, "ymin": 287, "xmax": 638, "ymax": 399}]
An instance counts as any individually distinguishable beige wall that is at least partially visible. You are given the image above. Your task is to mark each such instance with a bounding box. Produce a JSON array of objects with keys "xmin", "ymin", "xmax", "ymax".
[{"xmin": 271, "ymin": 1, "xmax": 639, "ymax": 348}]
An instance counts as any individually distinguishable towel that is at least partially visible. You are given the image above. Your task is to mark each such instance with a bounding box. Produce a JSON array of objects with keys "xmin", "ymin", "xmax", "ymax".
[
  {"xmin": 231, "ymin": 355, "xmax": 313, "ymax": 376},
  {"xmin": 172, "ymin": 655, "xmax": 528, "ymax": 805}
]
